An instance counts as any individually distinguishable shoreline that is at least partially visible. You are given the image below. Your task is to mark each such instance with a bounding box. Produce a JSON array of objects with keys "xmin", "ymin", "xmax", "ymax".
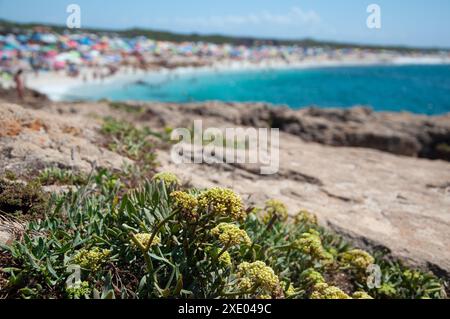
[{"xmin": 21, "ymin": 55, "xmax": 450, "ymax": 102}]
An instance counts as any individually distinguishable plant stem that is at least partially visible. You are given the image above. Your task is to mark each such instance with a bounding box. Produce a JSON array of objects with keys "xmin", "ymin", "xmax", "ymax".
[
  {"xmin": 245, "ymin": 215, "xmax": 278, "ymax": 259},
  {"xmin": 130, "ymin": 233, "xmax": 154, "ymax": 273},
  {"xmin": 145, "ymin": 211, "xmax": 178, "ymax": 251}
]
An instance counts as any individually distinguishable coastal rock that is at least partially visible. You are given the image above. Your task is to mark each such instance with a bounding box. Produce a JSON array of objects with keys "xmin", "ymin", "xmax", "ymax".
[
  {"xmin": 127, "ymin": 101, "xmax": 450, "ymax": 161},
  {"xmin": 0, "ymin": 102, "xmax": 132, "ymax": 176},
  {"xmin": 0, "ymin": 228, "xmax": 13, "ymax": 246},
  {"xmin": 249, "ymin": 106, "xmax": 450, "ymax": 160},
  {"xmin": 0, "ymin": 87, "xmax": 49, "ymax": 109},
  {"xmin": 0, "ymin": 215, "xmax": 24, "ymax": 246}
]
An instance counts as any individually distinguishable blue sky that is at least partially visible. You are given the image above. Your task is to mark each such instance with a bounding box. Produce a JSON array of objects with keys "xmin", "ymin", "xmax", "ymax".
[{"xmin": 1, "ymin": 0, "xmax": 449, "ymax": 48}]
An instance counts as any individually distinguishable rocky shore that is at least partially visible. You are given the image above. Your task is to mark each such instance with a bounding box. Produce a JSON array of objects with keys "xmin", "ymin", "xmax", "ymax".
[
  {"xmin": 162, "ymin": 102, "xmax": 450, "ymax": 161},
  {"xmin": 1, "ymin": 93, "xmax": 449, "ymax": 281}
]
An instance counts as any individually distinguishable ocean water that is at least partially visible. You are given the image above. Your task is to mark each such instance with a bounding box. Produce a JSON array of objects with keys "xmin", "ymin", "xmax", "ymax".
[{"xmin": 67, "ymin": 64, "xmax": 450, "ymax": 115}]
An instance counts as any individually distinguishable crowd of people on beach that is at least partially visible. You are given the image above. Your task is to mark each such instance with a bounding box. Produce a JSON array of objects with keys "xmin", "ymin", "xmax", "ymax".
[
  {"xmin": 0, "ymin": 27, "xmax": 379, "ymax": 84},
  {"xmin": 2, "ymin": 26, "xmax": 450, "ymax": 100},
  {"xmin": 0, "ymin": 28, "xmax": 347, "ymax": 75}
]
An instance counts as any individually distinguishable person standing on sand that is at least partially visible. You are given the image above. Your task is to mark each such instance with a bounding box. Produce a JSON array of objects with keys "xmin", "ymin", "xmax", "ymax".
[{"xmin": 14, "ymin": 69, "xmax": 25, "ymax": 100}]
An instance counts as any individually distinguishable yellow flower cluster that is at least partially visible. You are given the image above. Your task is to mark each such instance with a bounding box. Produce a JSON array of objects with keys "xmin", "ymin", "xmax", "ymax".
[
  {"xmin": 198, "ymin": 187, "xmax": 246, "ymax": 221},
  {"xmin": 339, "ymin": 249, "xmax": 375, "ymax": 271},
  {"xmin": 131, "ymin": 233, "xmax": 161, "ymax": 249},
  {"xmin": 300, "ymin": 268, "xmax": 325, "ymax": 287},
  {"xmin": 218, "ymin": 251, "xmax": 232, "ymax": 266},
  {"xmin": 66, "ymin": 281, "xmax": 91, "ymax": 299},
  {"xmin": 293, "ymin": 230, "xmax": 333, "ymax": 262},
  {"xmin": 170, "ymin": 191, "xmax": 198, "ymax": 221},
  {"xmin": 310, "ymin": 283, "xmax": 351, "ymax": 299},
  {"xmin": 262, "ymin": 199, "xmax": 288, "ymax": 223},
  {"xmin": 281, "ymin": 282, "xmax": 296, "ymax": 297},
  {"xmin": 211, "ymin": 223, "xmax": 251, "ymax": 247},
  {"xmin": 73, "ymin": 247, "xmax": 111, "ymax": 272},
  {"xmin": 238, "ymin": 277, "xmax": 253, "ymax": 291},
  {"xmin": 152, "ymin": 172, "xmax": 180, "ymax": 186},
  {"xmin": 352, "ymin": 291, "xmax": 374, "ymax": 299},
  {"xmin": 294, "ymin": 210, "xmax": 318, "ymax": 225},
  {"xmin": 206, "ymin": 246, "xmax": 232, "ymax": 266},
  {"xmin": 237, "ymin": 261, "xmax": 280, "ymax": 295}
]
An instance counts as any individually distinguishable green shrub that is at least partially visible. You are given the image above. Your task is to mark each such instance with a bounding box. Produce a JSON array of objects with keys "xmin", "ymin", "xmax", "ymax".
[
  {"xmin": 0, "ymin": 172, "xmax": 446, "ymax": 299},
  {"xmin": 2, "ymin": 170, "xmax": 17, "ymax": 181},
  {"xmin": 108, "ymin": 102, "xmax": 144, "ymax": 114},
  {"xmin": 38, "ymin": 168, "xmax": 88, "ymax": 186},
  {"xmin": 101, "ymin": 117, "xmax": 159, "ymax": 173},
  {"xmin": 0, "ymin": 180, "xmax": 49, "ymax": 216}
]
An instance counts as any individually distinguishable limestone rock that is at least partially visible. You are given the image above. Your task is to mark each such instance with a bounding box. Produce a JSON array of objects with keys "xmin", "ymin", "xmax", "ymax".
[
  {"xmin": 0, "ymin": 102, "xmax": 132, "ymax": 176},
  {"xmin": 247, "ymin": 106, "xmax": 450, "ymax": 160}
]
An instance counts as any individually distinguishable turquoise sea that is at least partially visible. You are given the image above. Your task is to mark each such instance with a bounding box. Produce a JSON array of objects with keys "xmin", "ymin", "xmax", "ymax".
[{"xmin": 66, "ymin": 64, "xmax": 450, "ymax": 115}]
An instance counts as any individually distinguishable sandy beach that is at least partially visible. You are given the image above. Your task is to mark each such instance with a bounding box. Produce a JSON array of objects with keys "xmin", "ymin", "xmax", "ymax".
[{"xmin": 13, "ymin": 53, "xmax": 450, "ymax": 101}]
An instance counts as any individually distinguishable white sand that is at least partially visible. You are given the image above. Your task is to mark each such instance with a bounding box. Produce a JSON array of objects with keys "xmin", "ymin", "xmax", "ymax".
[{"xmin": 17, "ymin": 53, "xmax": 450, "ymax": 101}]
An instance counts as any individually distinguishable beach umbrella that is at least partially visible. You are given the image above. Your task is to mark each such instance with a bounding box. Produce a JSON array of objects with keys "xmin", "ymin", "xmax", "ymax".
[
  {"xmin": 30, "ymin": 32, "xmax": 43, "ymax": 42},
  {"xmin": 79, "ymin": 37, "xmax": 94, "ymax": 46},
  {"xmin": 3, "ymin": 44, "xmax": 16, "ymax": 51},
  {"xmin": 26, "ymin": 44, "xmax": 40, "ymax": 52},
  {"xmin": 44, "ymin": 49, "xmax": 58, "ymax": 57},
  {"xmin": 41, "ymin": 42, "xmax": 57, "ymax": 50},
  {"xmin": 67, "ymin": 40, "xmax": 78, "ymax": 48},
  {"xmin": 77, "ymin": 44, "xmax": 90, "ymax": 52},
  {"xmin": 88, "ymin": 50, "xmax": 100, "ymax": 58},
  {"xmin": 55, "ymin": 51, "xmax": 82, "ymax": 64},
  {"xmin": 68, "ymin": 50, "xmax": 82, "ymax": 58},
  {"xmin": 17, "ymin": 34, "xmax": 29, "ymax": 43},
  {"xmin": 82, "ymin": 50, "xmax": 100, "ymax": 63},
  {"xmin": 53, "ymin": 60, "xmax": 66, "ymax": 69},
  {"xmin": 92, "ymin": 43, "xmax": 107, "ymax": 51},
  {"xmin": 41, "ymin": 34, "xmax": 58, "ymax": 44},
  {"xmin": 117, "ymin": 40, "xmax": 131, "ymax": 51},
  {"xmin": 4, "ymin": 37, "xmax": 20, "ymax": 49}
]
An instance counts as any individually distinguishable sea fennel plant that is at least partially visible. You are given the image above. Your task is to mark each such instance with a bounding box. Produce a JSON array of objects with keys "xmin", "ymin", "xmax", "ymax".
[{"xmin": 0, "ymin": 171, "xmax": 447, "ymax": 299}]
